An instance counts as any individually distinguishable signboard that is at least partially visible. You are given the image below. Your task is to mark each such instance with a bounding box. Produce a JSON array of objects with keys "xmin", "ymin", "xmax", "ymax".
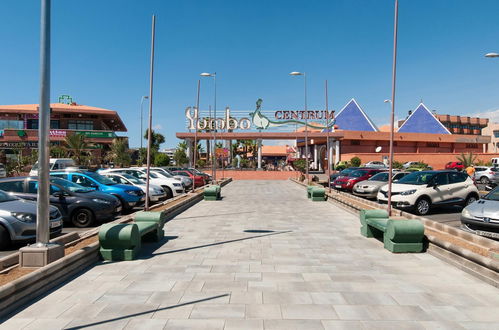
[
  {"xmin": 186, "ymin": 98, "xmax": 335, "ymax": 131},
  {"xmin": 50, "ymin": 130, "xmax": 67, "ymax": 137},
  {"xmin": 75, "ymin": 131, "xmax": 116, "ymax": 138},
  {"xmin": 0, "ymin": 141, "xmax": 38, "ymax": 149}
]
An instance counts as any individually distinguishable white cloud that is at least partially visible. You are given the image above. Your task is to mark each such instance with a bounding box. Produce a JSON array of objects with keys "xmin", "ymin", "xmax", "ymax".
[{"xmin": 472, "ymin": 109, "xmax": 499, "ymax": 124}]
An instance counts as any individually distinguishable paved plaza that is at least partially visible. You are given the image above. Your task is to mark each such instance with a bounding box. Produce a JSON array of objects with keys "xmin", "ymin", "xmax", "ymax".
[{"xmin": 2, "ymin": 180, "xmax": 499, "ymax": 329}]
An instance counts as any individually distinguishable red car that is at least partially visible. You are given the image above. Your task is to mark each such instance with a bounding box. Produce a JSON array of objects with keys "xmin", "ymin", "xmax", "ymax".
[
  {"xmin": 172, "ymin": 170, "xmax": 205, "ymax": 188},
  {"xmin": 333, "ymin": 168, "xmax": 384, "ymax": 191},
  {"xmin": 445, "ymin": 161, "xmax": 464, "ymax": 171}
]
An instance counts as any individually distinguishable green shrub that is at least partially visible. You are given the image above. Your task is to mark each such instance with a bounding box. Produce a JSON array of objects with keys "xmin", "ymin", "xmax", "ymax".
[
  {"xmin": 154, "ymin": 153, "xmax": 170, "ymax": 166},
  {"xmin": 293, "ymin": 159, "xmax": 307, "ymax": 173},
  {"xmin": 392, "ymin": 161, "xmax": 404, "ymax": 169},
  {"xmin": 350, "ymin": 157, "xmax": 361, "ymax": 167}
]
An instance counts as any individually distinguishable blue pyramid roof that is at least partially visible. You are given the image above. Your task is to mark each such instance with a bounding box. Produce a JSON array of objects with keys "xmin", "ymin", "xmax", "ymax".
[
  {"xmin": 333, "ymin": 99, "xmax": 378, "ymax": 132},
  {"xmin": 398, "ymin": 103, "xmax": 451, "ymax": 134}
]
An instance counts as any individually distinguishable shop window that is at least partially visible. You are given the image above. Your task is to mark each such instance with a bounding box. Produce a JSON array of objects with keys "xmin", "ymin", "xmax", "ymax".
[
  {"xmin": 68, "ymin": 120, "xmax": 93, "ymax": 130},
  {"xmin": 466, "ymin": 143, "xmax": 478, "ymax": 148},
  {"xmin": 494, "ymin": 130, "xmax": 499, "ymax": 138},
  {"xmin": 426, "ymin": 142, "xmax": 439, "ymax": 148},
  {"xmin": 351, "ymin": 140, "xmax": 360, "ymax": 145},
  {"xmin": 27, "ymin": 119, "xmax": 60, "ymax": 129},
  {"xmin": 0, "ymin": 120, "xmax": 23, "ymax": 130}
]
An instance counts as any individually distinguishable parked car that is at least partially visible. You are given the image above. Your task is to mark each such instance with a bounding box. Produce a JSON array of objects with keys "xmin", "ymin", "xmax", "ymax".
[
  {"xmin": 0, "ymin": 163, "xmax": 6, "ymax": 178},
  {"xmin": 362, "ymin": 161, "xmax": 387, "ymax": 169},
  {"xmin": 378, "ymin": 171, "xmax": 479, "ymax": 216},
  {"xmin": 101, "ymin": 173, "xmax": 167, "ymax": 203},
  {"xmin": 402, "ymin": 161, "xmax": 422, "ymax": 169},
  {"xmin": 329, "ymin": 167, "xmax": 361, "ymax": 184},
  {"xmin": 134, "ymin": 167, "xmax": 192, "ymax": 190},
  {"xmin": 352, "ymin": 171, "xmax": 409, "ymax": 199},
  {"xmin": 172, "ymin": 170, "xmax": 205, "ymax": 188},
  {"xmin": 50, "ymin": 171, "xmax": 144, "ymax": 211},
  {"xmin": 0, "ymin": 176, "xmax": 121, "ymax": 228},
  {"xmin": 461, "ymin": 186, "xmax": 499, "ymax": 239},
  {"xmin": 98, "ymin": 168, "xmax": 184, "ymax": 198},
  {"xmin": 492, "ymin": 158, "xmax": 499, "ymax": 167},
  {"xmin": 188, "ymin": 168, "xmax": 213, "ymax": 183},
  {"xmin": 29, "ymin": 158, "xmax": 76, "ymax": 176},
  {"xmin": 473, "ymin": 166, "xmax": 499, "ymax": 184},
  {"xmin": 0, "ymin": 189, "xmax": 63, "ymax": 249},
  {"xmin": 333, "ymin": 168, "xmax": 385, "ymax": 191},
  {"xmin": 445, "ymin": 161, "xmax": 464, "ymax": 171}
]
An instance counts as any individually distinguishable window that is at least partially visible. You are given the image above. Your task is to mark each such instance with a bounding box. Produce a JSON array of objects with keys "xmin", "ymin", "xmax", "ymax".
[
  {"xmin": 71, "ymin": 174, "xmax": 96, "ymax": 187},
  {"xmin": 0, "ymin": 180, "xmax": 24, "ymax": 193},
  {"xmin": 426, "ymin": 142, "xmax": 439, "ymax": 148},
  {"xmin": 466, "ymin": 143, "xmax": 478, "ymax": 149},
  {"xmin": 68, "ymin": 120, "xmax": 93, "ymax": 130},
  {"xmin": 434, "ymin": 173, "xmax": 449, "ymax": 186},
  {"xmin": 493, "ymin": 131, "xmax": 499, "ymax": 138},
  {"xmin": 448, "ymin": 172, "xmax": 467, "ymax": 184},
  {"xmin": 351, "ymin": 140, "xmax": 360, "ymax": 145},
  {"xmin": 0, "ymin": 120, "xmax": 23, "ymax": 130},
  {"xmin": 50, "ymin": 173, "xmax": 68, "ymax": 180}
]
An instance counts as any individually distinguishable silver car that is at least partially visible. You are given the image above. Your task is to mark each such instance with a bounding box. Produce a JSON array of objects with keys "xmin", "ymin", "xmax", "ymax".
[
  {"xmin": 0, "ymin": 190, "xmax": 63, "ymax": 249},
  {"xmin": 473, "ymin": 166, "xmax": 499, "ymax": 184},
  {"xmin": 353, "ymin": 171, "xmax": 409, "ymax": 199},
  {"xmin": 102, "ymin": 173, "xmax": 167, "ymax": 203},
  {"xmin": 461, "ymin": 187, "xmax": 499, "ymax": 239}
]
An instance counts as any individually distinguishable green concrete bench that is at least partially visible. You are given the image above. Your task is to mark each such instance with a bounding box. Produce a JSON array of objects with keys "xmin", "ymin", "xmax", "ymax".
[
  {"xmin": 204, "ymin": 185, "xmax": 221, "ymax": 201},
  {"xmin": 360, "ymin": 209, "xmax": 425, "ymax": 253},
  {"xmin": 310, "ymin": 187, "xmax": 326, "ymax": 201},
  {"xmin": 99, "ymin": 211, "xmax": 166, "ymax": 261},
  {"xmin": 307, "ymin": 185, "xmax": 315, "ymax": 198}
]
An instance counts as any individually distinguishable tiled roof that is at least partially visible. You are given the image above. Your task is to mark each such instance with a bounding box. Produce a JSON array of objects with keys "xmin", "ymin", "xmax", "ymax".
[
  {"xmin": 0, "ymin": 103, "xmax": 119, "ymax": 115},
  {"xmin": 398, "ymin": 103, "xmax": 451, "ymax": 134},
  {"xmin": 334, "ymin": 99, "xmax": 378, "ymax": 132}
]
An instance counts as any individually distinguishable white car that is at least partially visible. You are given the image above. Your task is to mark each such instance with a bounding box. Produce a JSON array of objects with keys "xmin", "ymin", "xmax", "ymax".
[
  {"xmin": 133, "ymin": 167, "xmax": 192, "ymax": 189},
  {"xmin": 30, "ymin": 158, "xmax": 75, "ymax": 176},
  {"xmin": 363, "ymin": 161, "xmax": 387, "ymax": 169},
  {"xmin": 101, "ymin": 173, "xmax": 167, "ymax": 203},
  {"xmin": 377, "ymin": 170, "xmax": 479, "ymax": 216},
  {"xmin": 98, "ymin": 168, "xmax": 184, "ymax": 199}
]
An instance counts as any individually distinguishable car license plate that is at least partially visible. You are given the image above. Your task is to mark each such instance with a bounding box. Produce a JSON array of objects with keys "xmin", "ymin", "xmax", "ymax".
[
  {"xmin": 475, "ymin": 230, "xmax": 499, "ymax": 239},
  {"xmin": 335, "ymin": 185, "xmax": 342, "ymax": 189},
  {"xmin": 51, "ymin": 220, "xmax": 61, "ymax": 228}
]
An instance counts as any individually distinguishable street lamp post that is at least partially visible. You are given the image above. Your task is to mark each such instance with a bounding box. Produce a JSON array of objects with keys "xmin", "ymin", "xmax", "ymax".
[
  {"xmin": 192, "ymin": 79, "xmax": 200, "ymax": 193},
  {"xmin": 387, "ymin": 0, "xmax": 399, "ymax": 216},
  {"xmin": 290, "ymin": 71, "xmax": 309, "ymax": 184},
  {"xmin": 145, "ymin": 14, "xmax": 156, "ymax": 211},
  {"xmin": 200, "ymin": 72, "xmax": 217, "ymax": 182},
  {"xmin": 140, "ymin": 95, "xmax": 149, "ymax": 152},
  {"xmin": 325, "ymin": 80, "xmax": 331, "ymax": 193}
]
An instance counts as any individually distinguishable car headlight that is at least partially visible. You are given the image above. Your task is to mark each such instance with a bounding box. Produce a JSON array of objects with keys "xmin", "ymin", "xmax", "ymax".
[
  {"xmin": 125, "ymin": 190, "xmax": 141, "ymax": 196},
  {"xmin": 400, "ymin": 189, "xmax": 417, "ymax": 196},
  {"xmin": 92, "ymin": 198, "xmax": 111, "ymax": 204},
  {"xmin": 461, "ymin": 207, "xmax": 472, "ymax": 218},
  {"xmin": 11, "ymin": 212, "xmax": 36, "ymax": 222},
  {"xmin": 173, "ymin": 183, "xmax": 182, "ymax": 187}
]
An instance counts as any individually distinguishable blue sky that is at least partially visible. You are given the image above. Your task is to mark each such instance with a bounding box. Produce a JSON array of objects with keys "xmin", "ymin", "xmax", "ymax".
[{"xmin": 1, "ymin": 0, "xmax": 499, "ymax": 148}]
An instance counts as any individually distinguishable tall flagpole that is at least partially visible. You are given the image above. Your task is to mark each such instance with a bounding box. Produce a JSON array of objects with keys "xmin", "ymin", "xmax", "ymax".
[{"xmin": 145, "ymin": 14, "xmax": 156, "ymax": 211}]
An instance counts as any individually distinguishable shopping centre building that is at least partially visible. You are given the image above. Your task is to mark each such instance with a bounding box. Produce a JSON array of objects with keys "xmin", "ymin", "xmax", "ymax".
[
  {"xmin": 0, "ymin": 98, "xmax": 126, "ymax": 162},
  {"xmin": 178, "ymin": 98, "xmax": 497, "ymax": 170}
]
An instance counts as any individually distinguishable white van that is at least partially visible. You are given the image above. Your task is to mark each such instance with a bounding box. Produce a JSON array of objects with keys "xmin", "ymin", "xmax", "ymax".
[
  {"xmin": 29, "ymin": 158, "xmax": 76, "ymax": 176},
  {"xmin": 492, "ymin": 158, "xmax": 499, "ymax": 168}
]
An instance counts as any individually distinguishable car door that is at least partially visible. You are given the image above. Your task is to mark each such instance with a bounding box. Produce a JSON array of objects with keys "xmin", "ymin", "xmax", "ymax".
[
  {"xmin": 25, "ymin": 180, "xmax": 71, "ymax": 218},
  {"xmin": 448, "ymin": 171, "xmax": 470, "ymax": 202},
  {"xmin": 428, "ymin": 173, "xmax": 449, "ymax": 203}
]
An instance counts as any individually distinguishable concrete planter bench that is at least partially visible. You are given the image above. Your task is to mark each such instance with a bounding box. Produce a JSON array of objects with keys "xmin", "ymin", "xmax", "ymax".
[
  {"xmin": 204, "ymin": 185, "xmax": 221, "ymax": 201},
  {"xmin": 307, "ymin": 185, "xmax": 315, "ymax": 199},
  {"xmin": 98, "ymin": 211, "xmax": 166, "ymax": 261},
  {"xmin": 310, "ymin": 187, "xmax": 326, "ymax": 201},
  {"xmin": 360, "ymin": 209, "xmax": 425, "ymax": 253}
]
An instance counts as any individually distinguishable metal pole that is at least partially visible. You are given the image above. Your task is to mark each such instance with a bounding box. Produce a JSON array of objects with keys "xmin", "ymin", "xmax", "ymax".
[
  {"xmin": 209, "ymin": 105, "xmax": 213, "ymax": 179},
  {"xmin": 213, "ymin": 73, "xmax": 217, "ymax": 183},
  {"xmin": 36, "ymin": 0, "xmax": 51, "ymax": 246},
  {"xmin": 140, "ymin": 96, "xmax": 148, "ymax": 152},
  {"xmin": 325, "ymin": 80, "xmax": 331, "ymax": 193},
  {"xmin": 193, "ymin": 80, "xmax": 200, "ymax": 192},
  {"xmin": 304, "ymin": 73, "xmax": 309, "ymax": 184},
  {"xmin": 145, "ymin": 15, "xmax": 156, "ymax": 211},
  {"xmin": 387, "ymin": 0, "xmax": 399, "ymax": 216}
]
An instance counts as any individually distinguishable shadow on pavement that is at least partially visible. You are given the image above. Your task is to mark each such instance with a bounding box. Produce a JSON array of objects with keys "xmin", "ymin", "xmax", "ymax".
[
  {"xmin": 173, "ymin": 211, "xmax": 256, "ymax": 221},
  {"xmin": 65, "ymin": 294, "xmax": 230, "ymax": 329}
]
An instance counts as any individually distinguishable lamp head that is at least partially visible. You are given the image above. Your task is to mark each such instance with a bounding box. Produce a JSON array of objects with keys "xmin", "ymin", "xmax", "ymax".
[
  {"xmin": 485, "ymin": 53, "xmax": 499, "ymax": 58},
  {"xmin": 289, "ymin": 71, "xmax": 303, "ymax": 76},
  {"xmin": 200, "ymin": 72, "xmax": 215, "ymax": 77}
]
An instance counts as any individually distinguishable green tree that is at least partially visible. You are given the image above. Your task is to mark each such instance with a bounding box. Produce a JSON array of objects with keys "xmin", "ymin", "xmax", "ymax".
[
  {"xmin": 457, "ymin": 152, "xmax": 477, "ymax": 168},
  {"xmin": 144, "ymin": 129, "xmax": 165, "ymax": 151},
  {"xmin": 106, "ymin": 138, "xmax": 131, "ymax": 167},
  {"xmin": 293, "ymin": 159, "xmax": 307, "ymax": 173},
  {"xmin": 350, "ymin": 157, "xmax": 361, "ymax": 167},
  {"xmin": 64, "ymin": 134, "xmax": 89, "ymax": 165},
  {"xmin": 392, "ymin": 161, "xmax": 404, "ymax": 169},
  {"xmin": 154, "ymin": 153, "xmax": 170, "ymax": 166},
  {"xmin": 173, "ymin": 149, "xmax": 189, "ymax": 166},
  {"xmin": 50, "ymin": 145, "xmax": 67, "ymax": 158}
]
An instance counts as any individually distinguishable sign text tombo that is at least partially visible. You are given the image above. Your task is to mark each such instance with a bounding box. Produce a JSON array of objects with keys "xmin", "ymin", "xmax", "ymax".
[{"xmin": 186, "ymin": 107, "xmax": 251, "ymax": 130}]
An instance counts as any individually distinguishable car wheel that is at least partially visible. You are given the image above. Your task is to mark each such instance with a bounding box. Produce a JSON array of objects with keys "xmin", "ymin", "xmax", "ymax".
[
  {"xmin": 0, "ymin": 225, "xmax": 11, "ymax": 250},
  {"xmin": 415, "ymin": 197, "xmax": 431, "ymax": 216},
  {"xmin": 480, "ymin": 176, "xmax": 489, "ymax": 184},
  {"xmin": 465, "ymin": 194, "xmax": 478, "ymax": 206},
  {"xmin": 71, "ymin": 208, "xmax": 95, "ymax": 228},
  {"xmin": 162, "ymin": 186, "xmax": 173, "ymax": 199}
]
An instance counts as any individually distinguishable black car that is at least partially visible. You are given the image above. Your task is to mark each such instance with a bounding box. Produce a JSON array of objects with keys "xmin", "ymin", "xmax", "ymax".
[{"xmin": 0, "ymin": 176, "xmax": 121, "ymax": 228}]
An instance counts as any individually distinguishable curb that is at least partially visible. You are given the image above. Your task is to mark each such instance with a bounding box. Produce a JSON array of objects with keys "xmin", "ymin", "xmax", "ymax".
[{"xmin": 0, "ymin": 178, "xmax": 233, "ymax": 319}]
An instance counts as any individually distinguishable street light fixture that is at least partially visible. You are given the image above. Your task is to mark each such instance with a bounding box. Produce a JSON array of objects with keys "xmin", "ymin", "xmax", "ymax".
[
  {"xmin": 485, "ymin": 53, "xmax": 499, "ymax": 58},
  {"xmin": 200, "ymin": 72, "xmax": 217, "ymax": 182},
  {"xmin": 289, "ymin": 71, "xmax": 309, "ymax": 184},
  {"xmin": 140, "ymin": 95, "xmax": 149, "ymax": 152}
]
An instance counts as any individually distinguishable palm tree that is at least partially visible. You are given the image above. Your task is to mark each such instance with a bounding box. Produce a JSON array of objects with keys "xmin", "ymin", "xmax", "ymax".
[
  {"xmin": 64, "ymin": 134, "xmax": 89, "ymax": 165},
  {"xmin": 106, "ymin": 138, "xmax": 131, "ymax": 167},
  {"xmin": 457, "ymin": 152, "xmax": 477, "ymax": 168}
]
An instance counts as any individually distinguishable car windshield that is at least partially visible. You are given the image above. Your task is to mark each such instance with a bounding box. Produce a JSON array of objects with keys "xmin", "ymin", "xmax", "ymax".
[
  {"xmin": 369, "ymin": 172, "xmax": 389, "ymax": 182},
  {"xmin": 49, "ymin": 177, "xmax": 93, "ymax": 193},
  {"xmin": 85, "ymin": 172, "xmax": 116, "ymax": 185},
  {"xmin": 483, "ymin": 187, "xmax": 499, "ymax": 201},
  {"xmin": 152, "ymin": 170, "xmax": 172, "ymax": 178},
  {"xmin": 396, "ymin": 171, "xmax": 436, "ymax": 185},
  {"xmin": 349, "ymin": 170, "xmax": 368, "ymax": 178},
  {"xmin": 0, "ymin": 190, "xmax": 18, "ymax": 202},
  {"xmin": 339, "ymin": 168, "xmax": 356, "ymax": 176},
  {"xmin": 121, "ymin": 174, "xmax": 144, "ymax": 184}
]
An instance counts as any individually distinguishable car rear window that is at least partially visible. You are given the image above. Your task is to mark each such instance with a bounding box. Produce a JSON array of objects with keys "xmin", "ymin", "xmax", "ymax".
[
  {"xmin": 448, "ymin": 172, "xmax": 468, "ymax": 184},
  {"xmin": 0, "ymin": 180, "xmax": 24, "ymax": 193}
]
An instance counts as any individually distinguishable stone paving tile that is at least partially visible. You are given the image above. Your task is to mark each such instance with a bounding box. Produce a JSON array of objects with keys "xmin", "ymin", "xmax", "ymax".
[{"xmin": 3, "ymin": 180, "xmax": 499, "ymax": 328}]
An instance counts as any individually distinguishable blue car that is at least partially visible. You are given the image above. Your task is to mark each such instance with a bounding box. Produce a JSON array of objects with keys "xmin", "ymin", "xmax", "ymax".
[{"xmin": 50, "ymin": 171, "xmax": 145, "ymax": 212}]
